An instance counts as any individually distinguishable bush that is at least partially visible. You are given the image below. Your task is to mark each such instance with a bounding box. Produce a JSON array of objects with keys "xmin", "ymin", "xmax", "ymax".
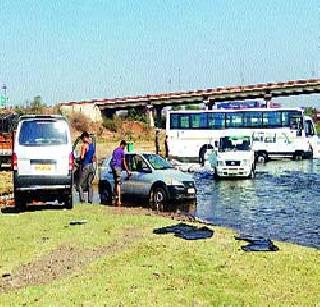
[
  {"xmin": 102, "ymin": 116, "xmax": 122, "ymax": 132},
  {"xmin": 69, "ymin": 112, "xmax": 90, "ymax": 132}
]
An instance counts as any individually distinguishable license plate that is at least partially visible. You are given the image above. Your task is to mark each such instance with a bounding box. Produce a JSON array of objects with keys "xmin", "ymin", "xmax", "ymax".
[
  {"xmin": 34, "ymin": 164, "xmax": 53, "ymax": 171},
  {"xmin": 188, "ymin": 188, "xmax": 195, "ymax": 194}
]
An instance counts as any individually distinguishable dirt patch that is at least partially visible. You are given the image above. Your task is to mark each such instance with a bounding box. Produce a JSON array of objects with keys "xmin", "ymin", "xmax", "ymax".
[
  {"xmin": 0, "ymin": 228, "xmax": 140, "ymax": 293},
  {"xmin": 107, "ymin": 206, "xmax": 198, "ymax": 223}
]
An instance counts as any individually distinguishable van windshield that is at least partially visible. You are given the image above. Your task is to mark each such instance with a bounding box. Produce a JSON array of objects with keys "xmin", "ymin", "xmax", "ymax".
[
  {"xmin": 19, "ymin": 120, "xmax": 68, "ymax": 146},
  {"xmin": 219, "ymin": 136, "xmax": 251, "ymax": 152}
]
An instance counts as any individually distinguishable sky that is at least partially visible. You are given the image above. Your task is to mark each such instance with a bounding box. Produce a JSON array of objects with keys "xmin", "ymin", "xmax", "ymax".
[{"xmin": 0, "ymin": 0, "xmax": 319, "ymax": 107}]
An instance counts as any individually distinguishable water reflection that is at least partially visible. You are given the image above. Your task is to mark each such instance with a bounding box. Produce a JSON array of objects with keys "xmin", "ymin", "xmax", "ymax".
[{"xmin": 195, "ymin": 159, "xmax": 320, "ymax": 249}]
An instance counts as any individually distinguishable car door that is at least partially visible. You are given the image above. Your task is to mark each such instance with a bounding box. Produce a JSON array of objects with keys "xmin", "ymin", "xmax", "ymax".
[{"xmin": 125, "ymin": 154, "xmax": 153, "ymax": 197}]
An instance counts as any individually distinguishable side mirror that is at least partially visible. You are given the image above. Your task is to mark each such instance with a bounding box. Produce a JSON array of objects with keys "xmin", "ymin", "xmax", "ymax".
[{"xmin": 214, "ymin": 141, "xmax": 219, "ymax": 148}]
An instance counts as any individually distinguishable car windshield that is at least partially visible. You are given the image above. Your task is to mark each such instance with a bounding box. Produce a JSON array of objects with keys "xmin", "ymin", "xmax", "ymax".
[
  {"xmin": 19, "ymin": 120, "xmax": 68, "ymax": 146},
  {"xmin": 219, "ymin": 136, "xmax": 251, "ymax": 152},
  {"xmin": 143, "ymin": 154, "xmax": 174, "ymax": 170}
]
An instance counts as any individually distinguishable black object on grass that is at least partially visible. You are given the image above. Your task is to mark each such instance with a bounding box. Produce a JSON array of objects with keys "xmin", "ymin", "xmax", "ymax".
[
  {"xmin": 69, "ymin": 220, "xmax": 87, "ymax": 226},
  {"xmin": 153, "ymin": 222, "xmax": 214, "ymax": 240},
  {"xmin": 235, "ymin": 234, "xmax": 279, "ymax": 252}
]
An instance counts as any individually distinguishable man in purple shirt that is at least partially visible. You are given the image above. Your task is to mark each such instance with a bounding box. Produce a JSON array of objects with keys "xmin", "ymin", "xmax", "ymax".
[{"xmin": 110, "ymin": 140, "xmax": 130, "ymax": 206}]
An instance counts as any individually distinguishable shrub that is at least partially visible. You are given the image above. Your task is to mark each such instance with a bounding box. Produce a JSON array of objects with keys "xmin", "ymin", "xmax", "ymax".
[
  {"xmin": 69, "ymin": 112, "xmax": 90, "ymax": 132},
  {"xmin": 102, "ymin": 116, "xmax": 122, "ymax": 132}
]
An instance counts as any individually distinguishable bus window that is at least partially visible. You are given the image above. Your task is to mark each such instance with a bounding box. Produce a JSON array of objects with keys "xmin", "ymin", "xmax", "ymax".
[
  {"xmin": 170, "ymin": 114, "xmax": 190, "ymax": 129},
  {"xmin": 226, "ymin": 112, "xmax": 244, "ymax": 128},
  {"xmin": 281, "ymin": 112, "xmax": 290, "ymax": 127},
  {"xmin": 262, "ymin": 111, "xmax": 281, "ymax": 128},
  {"xmin": 191, "ymin": 113, "xmax": 208, "ymax": 129},
  {"xmin": 208, "ymin": 112, "xmax": 225, "ymax": 129},
  {"xmin": 180, "ymin": 115, "xmax": 190, "ymax": 129},
  {"xmin": 170, "ymin": 114, "xmax": 179, "ymax": 129},
  {"xmin": 243, "ymin": 111, "xmax": 262, "ymax": 128}
]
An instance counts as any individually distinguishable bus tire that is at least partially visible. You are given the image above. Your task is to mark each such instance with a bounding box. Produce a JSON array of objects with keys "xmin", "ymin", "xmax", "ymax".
[
  {"xmin": 257, "ymin": 152, "xmax": 268, "ymax": 163},
  {"xmin": 293, "ymin": 151, "xmax": 303, "ymax": 161}
]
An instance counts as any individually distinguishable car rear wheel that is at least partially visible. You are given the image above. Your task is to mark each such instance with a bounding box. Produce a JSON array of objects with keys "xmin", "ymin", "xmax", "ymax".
[
  {"xmin": 100, "ymin": 183, "xmax": 112, "ymax": 205},
  {"xmin": 150, "ymin": 187, "xmax": 168, "ymax": 212}
]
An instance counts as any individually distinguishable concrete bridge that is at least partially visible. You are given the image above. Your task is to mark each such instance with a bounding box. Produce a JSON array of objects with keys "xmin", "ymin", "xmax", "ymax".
[{"xmin": 60, "ymin": 78, "xmax": 320, "ymax": 127}]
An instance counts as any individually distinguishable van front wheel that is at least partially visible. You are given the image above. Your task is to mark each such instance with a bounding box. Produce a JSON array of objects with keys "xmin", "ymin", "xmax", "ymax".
[
  {"xmin": 15, "ymin": 191, "xmax": 26, "ymax": 212},
  {"xmin": 64, "ymin": 193, "xmax": 73, "ymax": 209}
]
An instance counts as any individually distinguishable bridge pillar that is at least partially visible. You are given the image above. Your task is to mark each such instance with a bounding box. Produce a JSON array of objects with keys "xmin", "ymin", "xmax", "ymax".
[
  {"xmin": 207, "ymin": 99, "xmax": 215, "ymax": 110},
  {"xmin": 145, "ymin": 105, "xmax": 154, "ymax": 127},
  {"xmin": 155, "ymin": 106, "xmax": 163, "ymax": 129}
]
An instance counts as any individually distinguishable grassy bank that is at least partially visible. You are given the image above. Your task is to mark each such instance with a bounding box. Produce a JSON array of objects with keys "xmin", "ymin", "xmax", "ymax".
[{"xmin": 0, "ymin": 204, "xmax": 319, "ymax": 306}]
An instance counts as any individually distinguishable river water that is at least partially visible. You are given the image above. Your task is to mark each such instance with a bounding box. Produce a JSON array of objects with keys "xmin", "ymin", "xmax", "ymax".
[{"xmin": 195, "ymin": 159, "xmax": 320, "ymax": 249}]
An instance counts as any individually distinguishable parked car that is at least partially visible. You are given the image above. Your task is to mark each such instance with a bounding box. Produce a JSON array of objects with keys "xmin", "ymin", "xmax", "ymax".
[
  {"xmin": 98, "ymin": 152, "xmax": 196, "ymax": 211},
  {"xmin": 208, "ymin": 135, "xmax": 256, "ymax": 179},
  {"xmin": 13, "ymin": 115, "xmax": 74, "ymax": 210}
]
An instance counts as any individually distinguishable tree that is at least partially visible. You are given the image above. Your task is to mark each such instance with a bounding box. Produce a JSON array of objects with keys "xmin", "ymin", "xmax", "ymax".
[
  {"xmin": 304, "ymin": 107, "xmax": 316, "ymax": 117},
  {"xmin": 185, "ymin": 104, "xmax": 201, "ymax": 111},
  {"xmin": 30, "ymin": 95, "xmax": 46, "ymax": 114}
]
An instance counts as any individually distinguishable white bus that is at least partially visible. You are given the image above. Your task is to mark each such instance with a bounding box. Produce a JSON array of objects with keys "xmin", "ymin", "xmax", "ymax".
[{"xmin": 166, "ymin": 108, "xmax": 317, "ymax": 163}]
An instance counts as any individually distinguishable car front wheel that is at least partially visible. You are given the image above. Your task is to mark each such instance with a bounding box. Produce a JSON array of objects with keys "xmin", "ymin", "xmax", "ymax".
[{"xmin": 150, "ymin": 187, "xmax": 168, "ymax": 212}]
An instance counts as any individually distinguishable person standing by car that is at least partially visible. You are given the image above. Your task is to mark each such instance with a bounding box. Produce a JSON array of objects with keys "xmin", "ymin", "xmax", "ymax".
[
  {"xmin": 110, "ymin": 140, "xmax": 130, "ymax": 207},
  {"xmin": 78, "ymin": 132, "xmax": 96, "ymax": 204}
]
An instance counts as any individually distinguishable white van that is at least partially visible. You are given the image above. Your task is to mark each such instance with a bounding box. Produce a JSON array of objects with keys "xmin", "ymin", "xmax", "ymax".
[
  {"xmin": 13, "ymin": 115, "xmax": 74, "ymax": 210},
  {"xmin": 208, "ymin": 135, "xmax": 256, "ymax": 179}
]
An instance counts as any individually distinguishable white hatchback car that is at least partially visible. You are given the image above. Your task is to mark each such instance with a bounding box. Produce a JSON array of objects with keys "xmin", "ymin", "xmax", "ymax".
[
  {"xmin": 13, "ymin": 115, "xmax": 74, "ymax": 210},
  {"xmin": 99, "ymin": 152, "xmax": 196, "ymax": 211}
]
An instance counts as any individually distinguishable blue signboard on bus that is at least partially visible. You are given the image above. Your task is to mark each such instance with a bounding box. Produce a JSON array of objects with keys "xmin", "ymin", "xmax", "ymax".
[{"xmin": 216, "ymin": 101, "xmax": 261, "ymax": 110}]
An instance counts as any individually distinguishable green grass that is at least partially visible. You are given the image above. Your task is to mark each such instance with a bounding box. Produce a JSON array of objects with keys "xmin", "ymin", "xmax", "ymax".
[{"xmin": 0, "ymin": 204, "xmax": 319, "ymax": 306}]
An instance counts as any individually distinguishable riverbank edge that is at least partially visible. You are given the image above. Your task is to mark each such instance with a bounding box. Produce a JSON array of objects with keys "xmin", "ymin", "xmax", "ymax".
[{"xmin": 0, "ymin": 204, "xmax": 319, "ymax": 305}]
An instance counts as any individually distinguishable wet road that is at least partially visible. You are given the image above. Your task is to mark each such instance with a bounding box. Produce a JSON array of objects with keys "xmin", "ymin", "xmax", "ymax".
[{"xmin": 195, "ymin": 159, "xmax": 320, "ymax": 249}]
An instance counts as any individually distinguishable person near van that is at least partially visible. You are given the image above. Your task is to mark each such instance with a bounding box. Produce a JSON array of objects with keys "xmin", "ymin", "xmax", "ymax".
[
  {"xmin": 78, "ymin": 132, "xmax": 96, "ymax": 204},
  {"xmin": 110, "ymin": 140, "xmax": 130, "ymax": 207}
]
